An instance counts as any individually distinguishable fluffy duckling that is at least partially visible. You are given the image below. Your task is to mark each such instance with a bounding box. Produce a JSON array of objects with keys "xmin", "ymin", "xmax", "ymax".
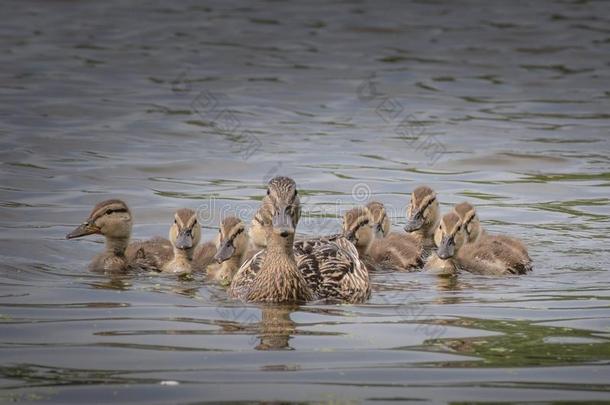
[
  {"xmin": 66, "ymin": 199, "xmax": 170, "ymax": 272},
  {"xmin": 366, "ymin": 201, "xmax": 391, "ymax": 239},
  {"xmin": 403, "ymin": 186, "xmax": 440, "ymax": 257},
  {"xmin": 231, "ymin": 176, "xmax": 371, "ymax": 303},
  {"xmin": 426, "ymin": 211, "xmax": 532, "ymax": 275},
  {"xmin": 365, "ymin": 201, "xmax": 423, "ymax": 271},
  {"xmin": 208, "ymin": 216, "xmax": 250, "ymax": 285},
  {"xmin": 161, "ymin": 208, "xmax": 204, "ymax": 275},
  {"xmin": 229, "ymin": 177, "xmax": 313, "ymax": 303},
  {"xmin": 453, "ymin": 201, "xmax": 531, "ymax": 262}
]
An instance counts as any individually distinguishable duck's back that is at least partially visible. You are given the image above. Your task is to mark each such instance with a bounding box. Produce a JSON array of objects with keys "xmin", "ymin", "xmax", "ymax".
[
  {"xmin": 368, "ymin": 233, "xmax": 423, "ymax": 271},
  {"xmin": 459, "ymin": 237, "xmax": 532, "ymax": 275},
  {"xmin": 194, "ymin": 241, "xmax": 217, "ymax": 270},
  {"xmin": 126, "ymin": 237, "xmax": 173, "ymax": 272},
  {"xmin": 486, "ymin": 234, "xmax": 531, "ymax": 261},
  {"xmin": 294, "ymin": 235, "xmax": 371, "ymax": 303}
]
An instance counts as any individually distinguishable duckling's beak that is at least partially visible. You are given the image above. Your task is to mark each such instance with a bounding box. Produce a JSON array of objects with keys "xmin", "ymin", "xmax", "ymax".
[
  {"xmin": 175, "ymin": 230, "xmax": 193, "ymax": 250},
  {"xmin": 214, "ymin": 241, "xmax": 235, "ymax": 263},
  {"xmin": 404, "ymin": 215, "xmax": 424, "ymax": 232},
  {"xmin": 437, "ymin": 235, "xmax": 455, "ymax": 260},
  {"xmin": 272, "ymin": 205, "xmax": 294, "ymax": 237},
  {"xmin": 66, "ymin": 221, "xmax": 100, "ymax": 239}
]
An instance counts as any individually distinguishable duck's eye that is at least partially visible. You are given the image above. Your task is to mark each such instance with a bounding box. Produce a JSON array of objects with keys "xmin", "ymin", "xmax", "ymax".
[
  {"xmin": 266, "ymin": 189, "xmax": 270, "ymax": 196},
  {"xmin": 193, "ymin": 220, "xmax": 197, "ymax": 226},
  {"xmin": 174, "ymin": 219, "xmax": 177, "ymax": 224},
  {"xmin": 106, "ymin": 209, "xmax": 113, "ymax": 215}
]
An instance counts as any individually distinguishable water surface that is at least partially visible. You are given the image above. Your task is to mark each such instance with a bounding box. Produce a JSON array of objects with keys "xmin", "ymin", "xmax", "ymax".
[{"xmin": 1, "ymin": 0, "xmax": 610, "ymax": 403}]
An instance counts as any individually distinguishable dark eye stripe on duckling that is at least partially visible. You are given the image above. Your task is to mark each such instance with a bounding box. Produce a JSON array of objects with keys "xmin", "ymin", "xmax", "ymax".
[
  {"xmin": 223, "ymin": 227, "xmax": 244, "ymax": 244},
  {"xmin": 229, "ymin": 227, "xmax": 244, "ymax": 242},
  {"xmin": 350, "ymin": 218, "xmax": 370, "ymax": 234},
  {"xmin": 414, "ymin": 197, "xmax": 436, "ymax": 217},
  {"xmin": 91, "ymin": 206, "xmax": 129, "ymax": 221}
]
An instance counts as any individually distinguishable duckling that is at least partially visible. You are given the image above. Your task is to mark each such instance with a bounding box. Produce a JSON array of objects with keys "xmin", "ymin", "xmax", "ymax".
[
  {"xmin": 403, "ymin": 186, "xmax": 440, "ymax": 257},
  {"xmin": 453, "ymin": 202, "xmax": 532, "ymax": 265},
  {"xmin": 425, "ymin": 211, "xmax": 531, "ymax": 276},
  {"xmin": 229, "ymin": 177, "xmax": 313, "ymax": 303},
  {"xmin": 231, "ymin": 176, "xmax": 371, "ymax": 303},
  {"xmin": 208, "ymin": 216, "xmax": 250, "ymax": 285},
  {"xmin": 66, "ymin": 199, "xmax": 170, "ymax": 273},
  {"xmin": 161, "ymin": 208, "xmax": 204, "ymax": 275},
  {"xmin": 365, "ymin": 201, "xmax": 423, "ymax": 271}
]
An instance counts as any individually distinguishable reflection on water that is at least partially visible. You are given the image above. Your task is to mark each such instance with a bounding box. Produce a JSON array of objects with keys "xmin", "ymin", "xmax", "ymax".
[
  {"xmin": 255, "ymin": 305, "xmax": 297, "ymax": 351},
  {"xmin": 1, "ymin": 0, "xmax": 610, "ymax": 403}
]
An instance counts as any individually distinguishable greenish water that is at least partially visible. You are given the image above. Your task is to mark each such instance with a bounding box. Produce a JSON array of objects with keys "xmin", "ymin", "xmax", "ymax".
[{"xmin": 1, "ymin": 0, "xmax": 609, "ymax": 403}]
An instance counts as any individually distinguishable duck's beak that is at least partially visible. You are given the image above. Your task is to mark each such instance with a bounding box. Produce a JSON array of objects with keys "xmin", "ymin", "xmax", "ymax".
[
  {"xmin": 272, "ymin": 204, "xmax": 294, "ymax": 237},
  {"xmin": 66, "ymin": 221, "xmax": 100, "ymax": 239},
  {"xmin": 214, "ymin": 241, "xmax": 235, "ymax": 263},
  {"xmin": 175, "ymin": 230, "xmax": 193, "ymax": 250},
  {"xmin": 437, "ymin": 235, "xmax": 455, "ymax": 260},
  {"xmin": 404, "ymin": 215, "xmax": 424, "ymax": 232}
]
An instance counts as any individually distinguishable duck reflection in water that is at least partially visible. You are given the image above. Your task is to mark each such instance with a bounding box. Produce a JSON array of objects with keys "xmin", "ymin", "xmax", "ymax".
[{"xmin": 255, "ymin": 304, "xmax": 297, "ymax": 351}]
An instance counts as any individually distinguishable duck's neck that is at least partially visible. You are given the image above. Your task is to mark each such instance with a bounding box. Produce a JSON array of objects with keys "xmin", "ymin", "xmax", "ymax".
[
  {"xmin": 168, "ymin": 247, "xmax": 193, "ymax": 271},
  {"xmin": 250, "ymin": 232, "xmax": 311, "ymax": 302},
  {"xmin": 105, "ymin": 236, "xmax": 129, "ymax": 257}
]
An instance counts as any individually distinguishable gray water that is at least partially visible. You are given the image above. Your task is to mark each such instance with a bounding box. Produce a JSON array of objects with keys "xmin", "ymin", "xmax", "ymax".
[{"xmin": 1, "ymin": 0, "xmax": 610, "ymax": 403}]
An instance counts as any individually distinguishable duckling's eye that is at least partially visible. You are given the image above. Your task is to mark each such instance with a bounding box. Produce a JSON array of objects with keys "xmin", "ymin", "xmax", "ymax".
[
  {"xmin": 106, "ymin": 209, "xmax": 113, "ymax": 215},
  {"xmin": 174, "ymin": 219, "xmax": 177, "ymax": 224},
  {"xmin": 193, "ymin": 220, "xmax": 197, "ymax": 226},
  {"xmin": 266, "ymin": 188, "xmax": 270, "ymax": 196}
]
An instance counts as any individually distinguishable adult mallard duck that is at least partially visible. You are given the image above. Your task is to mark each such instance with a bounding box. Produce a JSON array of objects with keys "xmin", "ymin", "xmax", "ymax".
[
  {"xmin": 230, "ymin": 176, "xmax": 370, "ymax": 304},
  {"xmin": 66, "ymin": 199, "xmax": 171, "ymax": 273}
]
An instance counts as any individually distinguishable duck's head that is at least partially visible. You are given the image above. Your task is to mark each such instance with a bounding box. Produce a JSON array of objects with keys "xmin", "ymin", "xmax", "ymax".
[
  {"xmin": 435, "ymin": 211, "xmax": 466, "ymax": 260},
  {"xmin": 342, "ymin": 206, "xmax": 374, "ymax": 252},
  {"xmin": 66, "ymin": 199, "xmax": 132, "ymax": 240},
  {"xmin": 366, "ymin": 201, "xmax": 390, "ymax": 238},
  {"xmin": 169, "ymin": 208, "xmax": 201, "ymax": 251},
  {"xmin": 262, "ymin": 176, "xmax": 300, "ymax": 238},
  {"xmin": 404, "ymin": 186, "xmax": 439, "ymax": 233},
  {"xmin": 453, "ymin": 202, "xmax": 481, "ymax": 243},
  {"xmin": 214, "ymin": 216, "xmax": 247, "ymax": 263}
]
